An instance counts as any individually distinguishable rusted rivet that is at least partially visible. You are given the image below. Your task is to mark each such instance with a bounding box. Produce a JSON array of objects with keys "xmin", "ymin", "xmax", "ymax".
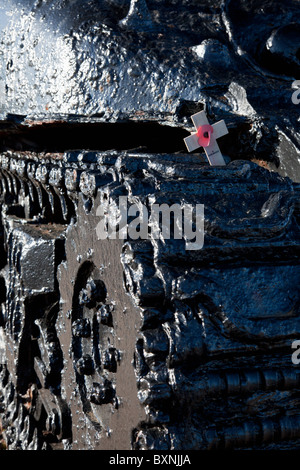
[
  {"xmin": 79, "ymin": 279, "xmax": 107, "ymax": 308},
  {"xmin": 76, "ymin": 355, "xmax": 95, "ymax": 376},
  {"xmin": 71, "ymin": 318, "xmax": 91, "ymax": 338},
  {"xmin": 89, "ymin": 379, "xmax": 115, "ymax": 405}
]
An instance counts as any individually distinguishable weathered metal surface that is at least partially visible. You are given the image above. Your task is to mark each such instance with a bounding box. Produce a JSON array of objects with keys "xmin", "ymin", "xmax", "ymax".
[
  {"xmin": 0, "ymin": 150, "xmax": 299, "ymax": 450},
  {"xmin": 0, "ymin": 0, "xmax": 299, "ymax": 180},
  {"xmin": 0, "ymin": 0, "xmax": 299, "ymax": 452}
]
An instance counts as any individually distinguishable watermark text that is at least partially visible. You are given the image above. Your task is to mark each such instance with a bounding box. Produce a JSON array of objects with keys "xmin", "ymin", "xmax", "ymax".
[{"xmin": 96, "ymin": 196, "xmax": 205, "ymax": 251}]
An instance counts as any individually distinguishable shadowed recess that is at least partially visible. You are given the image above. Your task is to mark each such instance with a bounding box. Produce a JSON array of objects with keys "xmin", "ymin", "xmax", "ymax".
[{"xmin": 0, "ymin": 121, "xmax": 190, "ymax": 154}]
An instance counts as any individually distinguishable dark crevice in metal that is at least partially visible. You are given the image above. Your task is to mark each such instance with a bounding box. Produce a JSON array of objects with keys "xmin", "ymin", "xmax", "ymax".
[{"xmin": 0, "ymin": 121, "xmax": 190, "ymax": 154}]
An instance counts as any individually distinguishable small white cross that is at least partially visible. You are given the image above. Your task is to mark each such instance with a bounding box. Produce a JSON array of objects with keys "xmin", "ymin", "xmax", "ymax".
[{"xmin": 184, "ymin": 111, "xmax": 228, "ymax": 166}]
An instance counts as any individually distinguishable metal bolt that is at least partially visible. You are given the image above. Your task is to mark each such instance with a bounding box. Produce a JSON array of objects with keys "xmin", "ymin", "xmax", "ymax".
[
  {"xmin": 76, "ymin": 355, "xmax": 95, "ymax": 376},
  {"xmin": 89, "ymin": 379, "xmax": 115, "ymax": 405},
  {"xmin": 103, "ymin": 348, "xmax": 119, "ymax": 372},
  {"xmin": 97, "ymin": 304, "xmax": 113, "ymax": 326},
  {"xmin": 71, "ymin": 318, "xmax": 91, "ymax": 338},
  {"xmin": 79, "ymin": 279, "xmax": 107, "ymax": 308}
]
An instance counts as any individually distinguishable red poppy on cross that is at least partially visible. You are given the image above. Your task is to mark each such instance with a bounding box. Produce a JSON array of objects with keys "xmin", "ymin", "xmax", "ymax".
[{"xmin": 184, "ymin": 111, "xmax": 228, "ymax": 166}]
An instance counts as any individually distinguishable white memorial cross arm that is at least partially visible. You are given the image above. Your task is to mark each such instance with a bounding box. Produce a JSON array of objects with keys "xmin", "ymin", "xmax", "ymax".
[{"xmin": 184, "ymin": 111, "xmax": 228, "ymax": 166}]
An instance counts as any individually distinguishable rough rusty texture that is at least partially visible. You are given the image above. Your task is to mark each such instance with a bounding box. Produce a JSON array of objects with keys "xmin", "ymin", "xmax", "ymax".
[{"xmin": 0, "ymin": 0, "xmax": 299, "ymax": 451}]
